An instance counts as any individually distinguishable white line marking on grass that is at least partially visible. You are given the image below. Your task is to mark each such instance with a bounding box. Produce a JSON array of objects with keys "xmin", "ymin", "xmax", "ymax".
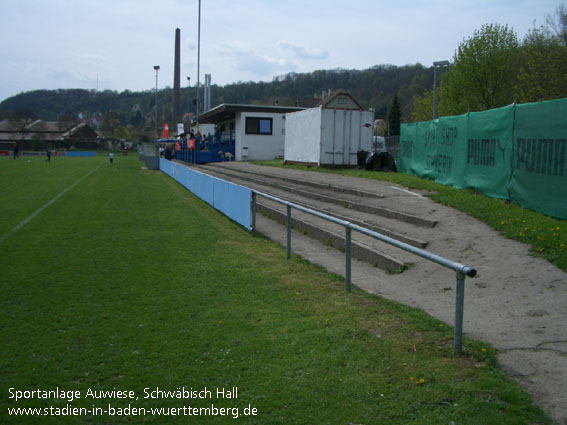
[
  {"xmin": 0, "ymin": 161, "xmax": 106, "ymax": 243},
  {"xmin": 390, "ymin": 186, "xmax": 425, "ymax": 198}
]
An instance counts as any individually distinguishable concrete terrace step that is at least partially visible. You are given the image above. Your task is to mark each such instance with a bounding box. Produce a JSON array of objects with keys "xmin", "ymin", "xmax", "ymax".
[
  {"xmin": 255, "ymin": 199, "xmax": 407, "ymax": 274},
  {"xmin": 200, "ymin": 164, "xmax": 437, "ymax": 229},
  {"xmin": 211, "ymin": 164, "xmax": 385, "ymax": 199},
  {"xmin": 187, "ymin": 162, "xmax": 422, "ymax": 273}
]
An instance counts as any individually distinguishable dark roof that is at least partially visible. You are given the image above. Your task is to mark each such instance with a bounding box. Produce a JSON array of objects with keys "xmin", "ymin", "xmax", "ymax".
[
  {"xmin": 62, "ymin": 122, "xmax": 99, "ymax": 139},
  {"xmin": 198, "ymin": 103, "xmax": 305, "ymax": 124},
  {"xmin": 26, "ymin": 120, "xmax": 76, "ymax": 132},
  {"xmin": 0, "ymin": 120, "xmax": 30, "ymax": 132},
  {"xmin": 0, "ymin": 132, "xmax": 63, "ymax": 142},
  {"xmin": 295, "ymin": 97, "xmax": 320, "ymax": 108},
  {"xmin": 0, "ymin": 120, "xmax": 99, "ymax": 143},
  {"xmin": 0, "ymin": 132, "xmax": 26, "ymax": 142}
]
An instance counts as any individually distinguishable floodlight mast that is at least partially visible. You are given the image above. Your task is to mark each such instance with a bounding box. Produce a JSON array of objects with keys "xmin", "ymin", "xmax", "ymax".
[
  {"xmin": 154, "ymin": 65, "xmax": 160, "ymax": 139},
  {"xmin": 196, "ymin": 0, "xmax": 201, "ymax": 131},
  {"xmin": 433, "ymin": 60, "xmax": 449, "ymax": 119},
  {"xmin": 187, "ymin": 77, "xmax": 191, "ymax": 121}
]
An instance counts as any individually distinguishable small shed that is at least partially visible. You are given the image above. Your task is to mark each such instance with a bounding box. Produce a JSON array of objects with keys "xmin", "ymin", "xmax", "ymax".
[
  {"xmin": 284, "ymin": 90, "xmax": 373, "ymax": 166},
  {"xmin": 197, "ymin": 104, "xmax": 304, "ymax": 161}
]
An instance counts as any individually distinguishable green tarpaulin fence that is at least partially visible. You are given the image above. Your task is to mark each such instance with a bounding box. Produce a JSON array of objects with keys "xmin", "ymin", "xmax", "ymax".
[{"xmin": 399, "ymin": 98, "xmax": 567, "ymax": 219}]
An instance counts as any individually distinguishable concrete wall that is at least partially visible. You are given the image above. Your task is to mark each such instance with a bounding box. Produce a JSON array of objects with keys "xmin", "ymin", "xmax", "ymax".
[
  {"xmin": 284, "ymin": 107, "xmax": 322, "ymax": 164},
  {"xmin": 235, "ymin": 111, "xmax": 286, "ymax": 161},
  {"xmin": 214, "ymin": 119, "xmax": 235, "ymax": 142},
  {"xmin": 196, "ymin": 123, "xmax": 216, "ymax": 137}
]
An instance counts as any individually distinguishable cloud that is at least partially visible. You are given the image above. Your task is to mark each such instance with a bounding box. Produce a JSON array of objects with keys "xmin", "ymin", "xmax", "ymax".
[
  {"xmin": 64, "ymin": 52, "xmax": 117, "ymax": 71},
  {"xmin": 279, "ymin": 42, "xmax": 329, "ymax": 60},
  {"xmin": 212, "ymin": 41, "xmax": 291, "ymax": 77},
  {"xmin": 185, "ymin": 38, "xmax": 197, "ymax": 51},
  {"xmin": 236, "ymin": 53, "xmax": 287, "ymax": 76}
]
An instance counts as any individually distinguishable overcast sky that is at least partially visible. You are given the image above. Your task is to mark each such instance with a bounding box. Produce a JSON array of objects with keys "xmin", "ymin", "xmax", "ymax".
[{"xmin": 0, "ymin": 0, "xmax": 560, "ymax": 102}]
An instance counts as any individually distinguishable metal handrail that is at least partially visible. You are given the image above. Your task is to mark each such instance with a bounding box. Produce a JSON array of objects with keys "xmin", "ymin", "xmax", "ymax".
[{"xmin": 251, "ymin": 189, "xmax": 477, "ymax": 354}]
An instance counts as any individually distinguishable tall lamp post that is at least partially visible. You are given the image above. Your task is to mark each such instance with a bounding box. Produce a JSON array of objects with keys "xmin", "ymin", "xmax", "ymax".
[
  {"xmin": 433, "ymin": 60, "xmax": 449, "ymax": 119},
  {"xmin": 187, "ymin": 77, "xmax": 191, "ymax": 123},
  {"xmin": 196, "ymin": 0, "xmax": 201, "ymax": 130},
  {"xmin": 154, "ymin": 65, "xmax": 160, "ymax": 139}
]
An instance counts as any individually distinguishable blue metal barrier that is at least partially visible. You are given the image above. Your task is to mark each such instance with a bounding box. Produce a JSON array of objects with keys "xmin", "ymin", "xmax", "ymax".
[
  {"xmin": 64, "ymin": 151, "xmax": 97, "ymax": 157},
  {"xmin": 160, "ymin": 158, "xmax": 251, "ymax": 229}
]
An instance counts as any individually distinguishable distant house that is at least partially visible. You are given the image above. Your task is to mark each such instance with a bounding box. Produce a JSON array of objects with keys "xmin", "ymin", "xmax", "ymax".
[
  {"xmin": 0, "ymin": 120, "xmax": 29, "ymax": 151},
  {"xmin": 0, "ymin": 120, "xmax": 99, "ymax": 151},
  {"xmin": 197, "ymin": 104, "xmax": 304, "ymax": 161},
  {"xmin": 284, "ymin": 90, "xmax": 374, "ymax": 166},
  {"xmin": 61, "ymin": 122, "xmax": 99, "ymax": 147},
  {"xmin": 315, "ymin": 89, "xmax": 364, "ymax": 110}
]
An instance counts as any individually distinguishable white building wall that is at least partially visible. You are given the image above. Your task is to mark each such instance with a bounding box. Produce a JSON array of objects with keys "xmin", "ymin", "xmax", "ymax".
[
  {"xmin": 215, "ymin": 119, "xmax": 235, "ymax": 141},
  {"xmin": 196, "ymin": 123, "xmax": 215, "ymax": 137},
  {"xmin": 284, "ymin": 107, "xmax": 322, "ymax": 164},
  {"xmin": 235, "ymin": 111, "xmax": 286, "ymax": 161}
]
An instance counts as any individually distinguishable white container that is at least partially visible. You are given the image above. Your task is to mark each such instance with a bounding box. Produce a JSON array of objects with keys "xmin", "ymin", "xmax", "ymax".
[{"xmin": 285, "ymin": 106, "xmax": 373, "ymax": 166}]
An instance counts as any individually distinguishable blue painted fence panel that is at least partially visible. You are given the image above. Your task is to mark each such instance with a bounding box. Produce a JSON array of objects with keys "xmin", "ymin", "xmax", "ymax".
[
  {"xmin": 197, "ymin": 172, "xmax": 214, "ymax": 206},
  {"xmin": 66, "ymin": 151, "xmax": 97, "ymax": 157},
  {"xmin": 159, "ymin": 159, "xmax": 251, "ymax": 229},
  {"xmin": 213, "ymin": 178, "xmax": 230, "ymax": 215},
  {"xmin": 226, "ymin": 182, "xmax": 252, "ymax": 228}
]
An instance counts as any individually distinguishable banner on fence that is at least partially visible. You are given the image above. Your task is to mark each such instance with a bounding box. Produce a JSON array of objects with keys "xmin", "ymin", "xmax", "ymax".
[
  {"xmin": 510, "ymin": 99, "xmax": 567, "ymax": 220},
  {"xmin": 399, "ymin": 98, "xmax": 567, "ymax": 219}
]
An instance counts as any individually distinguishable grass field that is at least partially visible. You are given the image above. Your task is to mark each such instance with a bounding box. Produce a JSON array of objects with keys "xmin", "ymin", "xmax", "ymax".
[
  {"xmin": 0, "ymin": 154, "xmax": 551, "ymax": 424},
  {"xmin": 252, "ymin": 160, "xmax": 567, "ymax": 271}
]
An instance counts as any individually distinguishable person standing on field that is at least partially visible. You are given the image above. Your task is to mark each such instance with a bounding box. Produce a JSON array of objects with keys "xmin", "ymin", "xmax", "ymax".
[
  {"xmin": 46, "ymin": 149, "xmax": 51, "ymax": 162},
  {"xmin": 13, "ymin": 146, "xmax": 19, "ymax": 160},
  {"xmin": 109, "ymin": 151, "xmax": 114, "ymax": 164}
]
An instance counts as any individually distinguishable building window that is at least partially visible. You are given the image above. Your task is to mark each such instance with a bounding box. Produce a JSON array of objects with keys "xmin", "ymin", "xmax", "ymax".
[
  {"xmin": 245, "ymin": 117, "xmax": 273, "ymax": 135},
  {"xmin": 338, "ymin": 96, "xmax": 348, "ymax": 105}
]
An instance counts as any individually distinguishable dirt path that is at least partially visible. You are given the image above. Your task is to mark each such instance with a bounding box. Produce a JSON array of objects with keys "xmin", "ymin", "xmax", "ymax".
[{"xmin": 199, "ymin": 162, "xmax": 567, "ymax": 424}]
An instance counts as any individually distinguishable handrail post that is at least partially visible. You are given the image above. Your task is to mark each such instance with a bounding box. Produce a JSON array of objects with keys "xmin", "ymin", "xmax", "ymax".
[
  {"xmin": 345, "ymin": 226, "xmax": 352, "ymax": 292},
  {"xmin": 454, "ymin": 271, "xmax": 466, "ymax": 354},
  {"xmin": 251, "ymin": 192, "xmax": 256, "ymax": 231},
  {"xmin": 286, "ymin": 204, "xmax": 291, "ymax": 259}
]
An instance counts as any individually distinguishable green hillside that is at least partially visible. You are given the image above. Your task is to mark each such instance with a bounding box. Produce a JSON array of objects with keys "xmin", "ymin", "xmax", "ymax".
[{"xmin": 0, "ymin": 64, "xmax": 433, "ymax": 140}]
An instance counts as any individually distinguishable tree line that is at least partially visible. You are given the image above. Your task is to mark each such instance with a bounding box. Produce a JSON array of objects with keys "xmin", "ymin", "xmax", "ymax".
[
  {"xmin": 0, "ymin": 63, "xmax": 433, "ymax": 140},
  {"xmin": 412, "ymin": 4, "xmax": 567, "ymax": 121}
]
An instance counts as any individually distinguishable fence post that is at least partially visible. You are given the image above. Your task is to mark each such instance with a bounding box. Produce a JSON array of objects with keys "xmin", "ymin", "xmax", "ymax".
[
  {"xmin": 454, "ymin": 271, "xmax": 466, "ymax": 354},
  {"xmin": 345, "ymin": 226, "xmax": 352, "ymax": 292},
  {"xmin": 251, "ymin": 192, "xmax": 256, "ymax": 231},
  {"xmin": 286, "ymin": 204, "xmax": 291, "ymax": 259}
]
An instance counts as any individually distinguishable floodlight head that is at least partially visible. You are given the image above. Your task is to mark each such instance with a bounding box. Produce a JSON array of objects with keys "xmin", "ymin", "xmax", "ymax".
[
  {"xmin": 433, "ymin": 60, "xmax": 450, "ymax": 67},
  {"xmin": 154, "ymin": 65, "xmax": 160, "ymax": 71}
]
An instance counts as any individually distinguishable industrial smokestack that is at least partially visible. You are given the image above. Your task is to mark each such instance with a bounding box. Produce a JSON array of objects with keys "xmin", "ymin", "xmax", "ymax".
[{"xmin": 173, "ymin": 28, "xmax": 181, "ymax": 128}]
